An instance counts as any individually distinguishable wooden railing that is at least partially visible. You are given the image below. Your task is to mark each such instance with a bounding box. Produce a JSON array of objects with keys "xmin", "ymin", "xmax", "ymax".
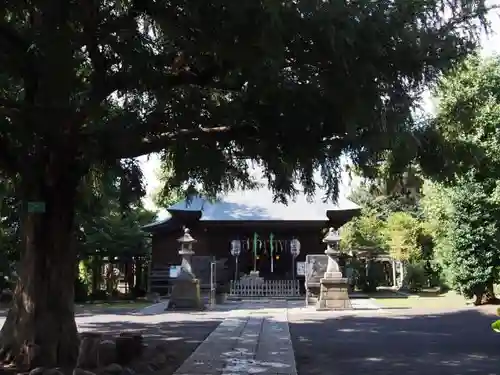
[{"xmin": 229, "ymin": 279, "xmax": 300, "ymax": 298}]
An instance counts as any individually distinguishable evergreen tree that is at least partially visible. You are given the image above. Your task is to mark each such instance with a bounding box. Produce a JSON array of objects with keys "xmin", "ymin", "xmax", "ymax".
[
  {"xmin": 442, "ymin": 181, "xmax": 500, "ymax": 304},
  {"xmin": 0, "ymin": 0, "xmax": 492, "ymax": 367},
  {"xmin": 422, "ymin": 55, "xmax": 500, "ymax": 303}
]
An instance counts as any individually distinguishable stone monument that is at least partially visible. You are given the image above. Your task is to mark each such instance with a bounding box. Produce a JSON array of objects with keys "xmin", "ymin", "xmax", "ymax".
[
  {"xmin": 317, "ymin": 228, "xmax": 352, "ymax": 310},
  {"xmin": 166, "ymin": 228, "xmax": 204, "ymax": 310}
]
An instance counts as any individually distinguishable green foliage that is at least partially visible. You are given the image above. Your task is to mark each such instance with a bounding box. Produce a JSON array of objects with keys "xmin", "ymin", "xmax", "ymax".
[
  {"xmin": 78, "ymin": 208, "xmax": 155, "ymax": 257},
  {"xmin": 0, "ymin": 163, "xmax": 155, "ymax": 272},
  {"xmin": 421, "ymin": 55, "xmax": 500, "ymax": 299},
  {"xmin": 15, "ymin": 0, "xmax": 481, "ymax": 202},
  {"xmin": 340, "ymin": 211, "xmax": 387, "ymax": 252},
  {"xmin": 404, "ymin": 262, "xmax": 428, "ymax": 292},
  {"xmin": 78, "ymin": 261, "xmax": 92, "ymax": 289},
  {"xmin": 152, "ymin": 160, "xmax": 184, "ymax": 208},
  {"xmin": 423, "ymin": 179, "xmax": 500, "ymax": 298},
  {"xmin": 426, "ymin": 54, "xmax": 500, "ymax": 182},
  {"xmin": 347, "ymin": 257, "xmax": 383, "ymax": 293},
  {"xmin": 438, "ymin": 181, "xmax": 500, "ymax": 298},
  {"xmin": 384, "ymin": 212, "xmax": 422, "ymax": 262},
  {"xmin": 421, "ymin": 181, "xmax": 454, "ymax": 281},
  {"xmin": 349, "ymin": 164, "xmax": 424, "ymax": 220},
  {"xmin": 491, "ymin": 320, "xmax": 500, "ymax": 333},
  {"xmin": 0, "ymin": 0, "xmax": 492, "ymax": 283},
  {"xmin": 424, "ymin": 260, "xmax": 446, "ymax": 290}
]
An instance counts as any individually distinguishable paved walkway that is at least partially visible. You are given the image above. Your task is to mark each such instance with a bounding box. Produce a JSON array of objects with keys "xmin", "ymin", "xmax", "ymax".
[{"xmin": 174, "ymin": 302, "xmax": 297, "ymax": 375}]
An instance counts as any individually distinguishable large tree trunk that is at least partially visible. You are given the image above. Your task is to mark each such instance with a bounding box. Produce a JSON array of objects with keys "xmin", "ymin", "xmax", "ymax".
[{"xmin": 0, "ymin": 165, "xmax": 82, "ymax": 369}]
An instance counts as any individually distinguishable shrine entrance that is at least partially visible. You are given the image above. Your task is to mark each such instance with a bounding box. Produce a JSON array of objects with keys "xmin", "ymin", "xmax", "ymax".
[
  {"xmin": 231, "ymin": 233, "xmax": 298, "ymax": 280},
  {"xmin": 254, "ymin": 250, "xmax": 293, "ymax": 279}
]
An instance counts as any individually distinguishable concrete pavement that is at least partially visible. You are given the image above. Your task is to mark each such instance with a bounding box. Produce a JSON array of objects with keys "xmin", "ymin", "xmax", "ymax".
[
  {"xmin": 174, "ymin": 301, "xmax": 297, "ymax": 375},
  {"xmin": 288, "ymin": 307, "xmax": 500, "ymax": 375}
]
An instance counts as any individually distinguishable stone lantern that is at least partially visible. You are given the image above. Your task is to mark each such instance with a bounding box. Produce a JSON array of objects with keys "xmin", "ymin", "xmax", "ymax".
[
  {"xmin": 177, "ymin": 227, "xmax": 196, "ymax": 279},
  {"xmin": 316, "ymin": 227, "xmax": 352, "ymax": 310},
  {"xmin": 322, "ymin": 228, "xmax": 342, "ymax": 279},
  {"xmin": 166, "ymin": 228, "xmax": 204, "ymax": 310}
]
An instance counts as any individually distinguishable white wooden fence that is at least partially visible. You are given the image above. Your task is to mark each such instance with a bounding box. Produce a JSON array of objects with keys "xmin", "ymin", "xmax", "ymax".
[{"xmin": 229, "ymin": 279, "xmax": 300, "ymax": 298}]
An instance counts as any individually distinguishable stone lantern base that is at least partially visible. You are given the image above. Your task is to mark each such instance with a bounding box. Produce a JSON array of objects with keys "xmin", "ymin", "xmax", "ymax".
[
  {"xmin": 166, "ymin": 278, "xmax": 205, "ymax": 311},
  {"xmin": 316, "ymin": 276, "xmax": 352, "ymax": 311}
]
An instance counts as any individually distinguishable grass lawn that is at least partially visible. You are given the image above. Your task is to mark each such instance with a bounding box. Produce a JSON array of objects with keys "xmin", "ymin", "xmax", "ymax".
[{"xmin": 368, "ymin": 288, "xmax": 472, "ymax": 309}]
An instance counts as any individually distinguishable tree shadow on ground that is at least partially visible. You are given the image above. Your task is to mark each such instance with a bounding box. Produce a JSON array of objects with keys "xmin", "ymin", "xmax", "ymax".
[
  {"xmin": 78, "ymin": 316, "xmax": 224, "ymax": 374},
  {"xmin": 0, "ymin": 314, "xmax": 224, "ymax": 375},
  {"xmin": 288, "ymin": 308, "xmax": 500, "ymax": 375}
]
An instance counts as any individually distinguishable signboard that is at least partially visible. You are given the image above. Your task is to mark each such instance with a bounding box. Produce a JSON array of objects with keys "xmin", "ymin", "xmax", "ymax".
[
  {"xmin": 305, "ymin": 254, "xmax": 328, "ymax": 286},
  {"xmin": 27, "ymin": 201, "xmax": 46, "ymax": 213},
  {"xmin": 296, "ymin": 262, "xmax": 306, "ymax": 276},
  {"xmin": 169, "ymin": 266, "xmax": 181, "ymax": 278}
]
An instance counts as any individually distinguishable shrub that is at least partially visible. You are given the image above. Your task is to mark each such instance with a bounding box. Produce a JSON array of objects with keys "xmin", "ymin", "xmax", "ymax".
[
  {"xmin": 404, "ymin": 262, "xmax": 427, "ymax": 292},
  {"xmin": 357, "ymin": 261, "xmax": 385, "ymax": 293},
  {"xmin": 424, "ymin": 260, "xmax": 443, "ymax": 288}
]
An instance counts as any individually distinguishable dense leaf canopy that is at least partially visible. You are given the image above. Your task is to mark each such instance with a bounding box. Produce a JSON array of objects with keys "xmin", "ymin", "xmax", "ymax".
[
  {"xmin": 422, "ymin": 55, "xmax": 500, "ymax": 300},
  {"xmin": 340, "ymin": 212, "xmax": 387, "ymax": 252},
  {"xmin": 0, "ymin": 0, "xmax": 492, "ymax": 202},
  {"xmin": 432, "ymin": 54, "xmax": 500, "ymax": 179},
  {"xmin": 0, "ymin": 160, "xmax": 153, "ymax": 281}
]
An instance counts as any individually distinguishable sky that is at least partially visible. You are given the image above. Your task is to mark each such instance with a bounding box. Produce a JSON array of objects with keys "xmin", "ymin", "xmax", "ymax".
[{"xmin": 138, "ymin": 4, "xmax": 500, "ymax": 212}]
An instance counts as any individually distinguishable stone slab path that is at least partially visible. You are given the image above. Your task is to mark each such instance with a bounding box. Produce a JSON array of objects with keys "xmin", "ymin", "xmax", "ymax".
[{"xmin": 174, "ymin": 302, "xmax": 297, "ymax": 375}]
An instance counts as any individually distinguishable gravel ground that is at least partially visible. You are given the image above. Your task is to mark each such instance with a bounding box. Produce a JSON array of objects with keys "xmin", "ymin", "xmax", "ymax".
[{"xmin": 288, "ymin": 307, "xmax": 500, "ymax": 375}]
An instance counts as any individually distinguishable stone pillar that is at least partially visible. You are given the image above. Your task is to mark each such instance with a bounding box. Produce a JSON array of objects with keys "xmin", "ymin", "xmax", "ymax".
[
  {"xmin": 317, "ymin": 228, "xmax": 352, "ymax": 311},
  {"xmin": 392, "ymin": 260, "xmax": 397, "ymax": 288},
  {"xmin": 399, "ymin": 261, "xmax": 404, "ymax": 288}
]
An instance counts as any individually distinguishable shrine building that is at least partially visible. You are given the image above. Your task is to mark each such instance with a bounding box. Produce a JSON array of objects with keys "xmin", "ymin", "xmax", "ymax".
[{"xmin": 143, "ymin": 175, "xmax": 361, "ymax": 292}]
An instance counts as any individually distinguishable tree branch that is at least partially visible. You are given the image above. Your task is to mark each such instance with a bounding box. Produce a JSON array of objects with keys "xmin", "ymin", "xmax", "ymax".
[
  {"xmin": 80, "ymin": 1, "xmax": 111, "ymax": 118},
  {"xmin": 440, "ymin": 4, "xmax": 496, "ymax": 34},
  {"xmin": 108, "ymin": 124, "xmax": 250, "ymax": 160}
]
